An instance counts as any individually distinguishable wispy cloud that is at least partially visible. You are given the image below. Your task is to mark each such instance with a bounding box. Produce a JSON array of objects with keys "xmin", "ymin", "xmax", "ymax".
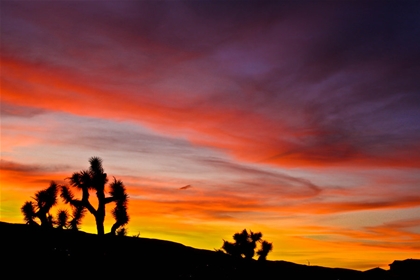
[{"xmin": 2, "ymin": 1, "xmax": 420, "ymax": 168}]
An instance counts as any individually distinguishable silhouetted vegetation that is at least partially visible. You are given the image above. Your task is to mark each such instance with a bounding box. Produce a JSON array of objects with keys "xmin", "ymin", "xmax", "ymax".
[
  {"xmin": 16, "ymin": 160, "xmax": 418, "ymax": 279},
  {"xmin": 61, "ymin": 157, "xmax": 129, "ymax": 235},
  {"xmin": 221, "ymin": 229, "xmax": 272, "ymax": 261},
  {"xmin": 4, "ymin": 221, "xmax": 413, "ymax": 279},
  {"xmin": 21, "ymin": 181, "xmax": 59, "ymax": 228},
  {"xmin": 56, "ymin": 209, "xmax": 69, "ymax": 230},
  {"xmin": 67, "ymin": 204, "xmax": 87, "ymax": 231},
  {"xmin": 116, "ymin": 226, "xmax": 127, "ymax": 236},
  {"xmin": 257, "ymin": 240, "xmax": 273, "ymax": 261},
  {"xmin": 21, "ymin": 157, "xmax": 129, "ymax": 235}
]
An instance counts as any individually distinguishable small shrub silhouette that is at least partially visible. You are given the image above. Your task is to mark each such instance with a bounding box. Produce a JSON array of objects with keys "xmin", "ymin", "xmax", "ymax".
[{"xmin": 221, "ymin": 229, "xmax": 272, "ymax": 261}]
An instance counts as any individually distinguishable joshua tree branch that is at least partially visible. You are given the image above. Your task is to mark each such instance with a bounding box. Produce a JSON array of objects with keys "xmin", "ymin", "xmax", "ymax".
[
  {"xmin": 81, "ymin": 198, "xmax": 97, "ymax": 215},
  {"xmin": 104, "ymin": 196, "xmax": 118, "ymax": 204}
]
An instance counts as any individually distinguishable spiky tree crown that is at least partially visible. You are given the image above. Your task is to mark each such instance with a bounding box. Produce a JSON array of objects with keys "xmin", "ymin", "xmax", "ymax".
[
  {"xmin": 34, "ymin": 182, "xmax": 58, "ymax": 211},
  {"xmin": 56, "ymin": 209, "xmax": 69, "ymax": 229},
  {"xmin": 21, "ymin": 201, "xmax": 37, "ymax": 225}
]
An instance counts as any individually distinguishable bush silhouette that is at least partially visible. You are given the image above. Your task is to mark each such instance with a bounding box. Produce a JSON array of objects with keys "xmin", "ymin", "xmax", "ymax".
[
  {"xmin": 221, "ymin": 229, "xmax": 272, "ymax": 261},
  {"xmin": 61, "ymin": 157, "xmax": 129, "ymax": 235}
]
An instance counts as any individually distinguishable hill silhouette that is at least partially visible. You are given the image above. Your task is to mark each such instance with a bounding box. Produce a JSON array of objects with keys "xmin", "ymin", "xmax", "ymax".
[{"xmin": 1, "ymin": 222, "xmax": 418, "ymax": 279}]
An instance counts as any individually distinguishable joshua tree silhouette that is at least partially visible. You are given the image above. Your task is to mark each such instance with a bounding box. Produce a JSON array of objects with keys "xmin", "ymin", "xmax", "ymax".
[
  {"xmin": 21, "ymin": 181, "xmax": 58, "ymax": 227},
  {"xmin": 221, "ymin": 229, "xmax": 272, "ymax": 261},
  {"xmin": 60, "ymin": 157, "xmax": 129, "ymax": 235}
]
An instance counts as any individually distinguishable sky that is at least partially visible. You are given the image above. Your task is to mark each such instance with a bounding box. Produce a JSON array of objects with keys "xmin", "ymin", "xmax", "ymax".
[{"xmin": 1, "ymin": 0, "xmax": 420, "ymax": 270}]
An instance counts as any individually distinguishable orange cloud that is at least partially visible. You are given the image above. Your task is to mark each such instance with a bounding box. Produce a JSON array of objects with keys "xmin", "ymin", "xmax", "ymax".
[
  {"xmin": 268, "ymin": 197, "xmax": 420, "ymax": 215},
  {"xmin": 3, "ymin": 56, "xmax": 420, "ymax": 169}
]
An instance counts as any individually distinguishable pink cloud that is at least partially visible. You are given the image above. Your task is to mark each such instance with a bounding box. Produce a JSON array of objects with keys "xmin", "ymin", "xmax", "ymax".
[{"xmin": 3, "ymin": 55, "xmax": 420, "ymax": 169}]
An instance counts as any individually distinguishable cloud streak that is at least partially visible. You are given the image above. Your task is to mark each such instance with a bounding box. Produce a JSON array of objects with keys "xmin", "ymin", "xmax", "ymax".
[{"xmin": 2, "ymin": 1, "xmax": 420, "ymax": 168}]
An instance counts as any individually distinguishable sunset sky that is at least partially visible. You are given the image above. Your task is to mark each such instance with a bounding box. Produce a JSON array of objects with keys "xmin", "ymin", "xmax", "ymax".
[{"xmin": 1, "ymin": 0, "xmax": 420, "ymax": 270}]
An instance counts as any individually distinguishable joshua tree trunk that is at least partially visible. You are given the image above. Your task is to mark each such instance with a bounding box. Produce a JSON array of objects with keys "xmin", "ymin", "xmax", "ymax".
[
  {"xmin": 95, "ymin": 214, "xmax": 105, "ymax": 236},
  {"xmin": 95, "ymin": 190, "xmax": 106, "ymax": 236}
]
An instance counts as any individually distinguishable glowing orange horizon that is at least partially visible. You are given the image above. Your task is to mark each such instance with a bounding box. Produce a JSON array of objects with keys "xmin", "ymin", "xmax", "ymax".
[{"xmin": 1, "ymin": 158, "xmax": 419, "ymax": 270}]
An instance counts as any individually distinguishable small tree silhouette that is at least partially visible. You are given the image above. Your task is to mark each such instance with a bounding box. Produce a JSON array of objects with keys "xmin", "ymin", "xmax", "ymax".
[
  {"xmin": 60, "ymin": 157, "xmax": 129, "ymax": 235},
  {"xmin": 21, "ymin": 181, "xmax": 58, "ymax": 228},
  {"xmin": 221, "ymin": 229, "xmax": 272, "ymax": 261}
]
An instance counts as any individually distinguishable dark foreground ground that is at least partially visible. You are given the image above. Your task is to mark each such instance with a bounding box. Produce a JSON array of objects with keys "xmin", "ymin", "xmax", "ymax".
[{"xmin": 1, "ymin": 222, "xmax": 418, "ymax": 279}]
